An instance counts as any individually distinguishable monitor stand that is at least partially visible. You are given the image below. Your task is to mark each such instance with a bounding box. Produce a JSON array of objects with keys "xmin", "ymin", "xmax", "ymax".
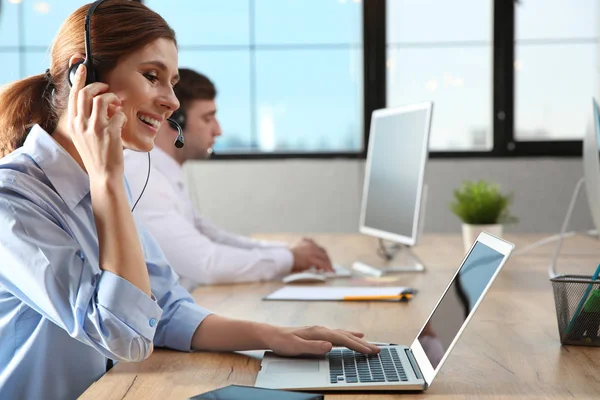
[
  {"xmin": 352, "ymin": 183, "xmax": 428, "ymax": 277},
  {"xmin": 352, "ymin": 244, "xmax": 426, "ymax": 277}
]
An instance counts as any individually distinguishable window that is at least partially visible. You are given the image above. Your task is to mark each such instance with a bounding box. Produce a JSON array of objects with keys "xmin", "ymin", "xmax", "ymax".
[
  {"xmin": 0, "ymin": 1, "xmax": 90, "ymax": 83},
  {"xmin": 178, "ymin": 50, "xmax": 254, "ymax": 150},
  {"xmin": 0, "ymin": 0, "xmax": 19, "ymax": 47},
  {"xmin": 0, "ymin": 1, "xmax": 20, "ymax": 86},
  {"xmin": 254, "ymin": 49, "xmax": 362, "ymax": 152},
  {"xmin": 21, "ymin": 1, "xmax": 90, "ymax": 79},
  {"xmin": 145, "ymin": 0, "xmax": 363, "ymax": 154},
  {"xmin": 2, "ymin": 0, "xmax": 592, "ymax": 157},
  {"xmin": 515, "ymin": 0, "xmax": 598, "ymax": 141},
  {"xmin": 386, "ymin": 0, "xmax": 493, "ymax": 152},
  {"xmin": 22, "ymin": 1, "xmax": 80, "ymax": 48},
  {"xmin": 0, "ymin": 52, "xmax": 20, "ymax": 87}
]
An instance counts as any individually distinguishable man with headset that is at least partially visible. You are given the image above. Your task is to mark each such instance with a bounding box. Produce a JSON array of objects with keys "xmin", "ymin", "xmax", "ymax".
[{"xmin": 124, "ymin": 69, "xmax": 334, "ymax": 292}]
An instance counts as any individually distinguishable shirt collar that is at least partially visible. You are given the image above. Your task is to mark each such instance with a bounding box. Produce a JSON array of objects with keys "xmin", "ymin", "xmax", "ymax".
[
  {"xmin": 23, "ymin": 125, "xmax": 90, "ymax": 209},
  {"xmin": 151, "ymin": 146, "xmax": 184, "ymax": 188}
]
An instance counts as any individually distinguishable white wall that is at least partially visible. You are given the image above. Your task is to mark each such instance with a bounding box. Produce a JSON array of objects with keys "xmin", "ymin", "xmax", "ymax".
[{"xmin": 183, "ymin": 158, "xmax": 593, "ymax": 235}]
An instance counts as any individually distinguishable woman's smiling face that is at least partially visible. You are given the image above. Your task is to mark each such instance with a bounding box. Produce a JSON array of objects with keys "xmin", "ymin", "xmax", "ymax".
[{"xmin": 102, "ymin": 37, "xmax": 180, "ymax": 152}]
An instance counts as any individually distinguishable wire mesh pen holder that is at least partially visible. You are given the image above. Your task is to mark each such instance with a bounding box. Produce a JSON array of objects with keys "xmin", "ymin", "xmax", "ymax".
[{"xmin": 550, "ymin": 275, "xmax": 600, "ymax": 346}]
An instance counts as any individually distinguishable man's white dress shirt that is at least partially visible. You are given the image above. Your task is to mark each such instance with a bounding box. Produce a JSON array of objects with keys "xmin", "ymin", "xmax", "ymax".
[{"xmin": 124, "ymin": 148, "xmax": 293, "ymax": 292}]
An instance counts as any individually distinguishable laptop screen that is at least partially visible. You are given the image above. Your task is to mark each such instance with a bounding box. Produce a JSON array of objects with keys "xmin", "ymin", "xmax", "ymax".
[{"xmin": 417, "ymin": 242, "xmax": 505, "ymax": 369}]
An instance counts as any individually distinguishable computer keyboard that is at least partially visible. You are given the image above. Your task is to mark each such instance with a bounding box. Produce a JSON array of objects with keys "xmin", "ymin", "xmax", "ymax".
[{"xmin": 328, "ymin": 348, "xmax": 408, "ymax": 384}]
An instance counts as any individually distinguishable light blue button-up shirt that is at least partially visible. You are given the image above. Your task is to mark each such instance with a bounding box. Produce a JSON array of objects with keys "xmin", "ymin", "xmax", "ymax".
[{"xmin": 0, "ymin": 125, "xmax": 211, "ymax": 400}]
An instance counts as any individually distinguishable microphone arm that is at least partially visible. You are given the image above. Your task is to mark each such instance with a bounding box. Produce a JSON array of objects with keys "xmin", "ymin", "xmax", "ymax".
[{"xmin": 167, "ymin": 118, "xmax": 185, "ymax": 148}]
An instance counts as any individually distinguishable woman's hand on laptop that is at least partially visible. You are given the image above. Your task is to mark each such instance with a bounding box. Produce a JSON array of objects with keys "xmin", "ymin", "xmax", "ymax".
[
  {"xmin": 190, "ymin": 315, "xmax": 379, "ymax": 356},
  {"xmin": 266, "ymin": 325, "xmax": 381, "ymax": 356}
]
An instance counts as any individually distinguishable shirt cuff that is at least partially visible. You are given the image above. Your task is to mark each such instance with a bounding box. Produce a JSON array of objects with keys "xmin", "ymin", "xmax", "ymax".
[
  {"xmin": 270, "ymin": 247, "xmax": 294, "ymax": 276},
  {"xmin": 97, "ymin": 271, "xmax": 163, "ymax": 341},
  {"xmin": 161, "ymin": 297, "xmax": 213, "ymax": 352}
]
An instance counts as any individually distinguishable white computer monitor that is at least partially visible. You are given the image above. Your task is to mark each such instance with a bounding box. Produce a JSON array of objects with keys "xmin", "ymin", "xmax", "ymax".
[
  {"xmin": 583, "ymin": 98, "xmax": 600, "ymax": 238},
  {"xmin": 359, "ymin": 102, "xmax": 433, "ymax": 247},
  {"xmin": 546, "ymin": 98, "xmax": 600, "ymax": 278}
]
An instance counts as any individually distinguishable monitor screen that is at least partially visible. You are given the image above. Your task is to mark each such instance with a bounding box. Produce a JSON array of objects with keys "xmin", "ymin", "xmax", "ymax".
[
  {"xmin": 417, "ymin": 242, "xmax": 505, "ymax": 369},
  {"xmin": 362, "ymin": 106, "xmax": 431, "ymax": 242}
]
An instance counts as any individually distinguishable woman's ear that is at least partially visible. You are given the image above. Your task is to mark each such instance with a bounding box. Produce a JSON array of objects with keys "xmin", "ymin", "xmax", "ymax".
[{"xmin": 68, "ymin": 53, "xmax": 86, "ymax": 69}]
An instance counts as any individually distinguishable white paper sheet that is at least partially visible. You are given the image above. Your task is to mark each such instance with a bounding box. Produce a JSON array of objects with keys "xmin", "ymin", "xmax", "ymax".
[{"xmin": 264, "ymin": 286, "xmax": 412, "ymax": 301}]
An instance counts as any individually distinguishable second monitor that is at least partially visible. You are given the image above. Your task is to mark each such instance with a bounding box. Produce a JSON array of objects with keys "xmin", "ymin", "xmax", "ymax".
[{"xmin": 356, "ymin": 102, "xmax": 433, "ymax": 275}]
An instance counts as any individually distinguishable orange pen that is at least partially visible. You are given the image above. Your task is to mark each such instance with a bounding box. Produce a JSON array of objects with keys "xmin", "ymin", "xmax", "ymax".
[{"xmin": 342, "ymin": 293, "xmax": 413, "ymax": 301}]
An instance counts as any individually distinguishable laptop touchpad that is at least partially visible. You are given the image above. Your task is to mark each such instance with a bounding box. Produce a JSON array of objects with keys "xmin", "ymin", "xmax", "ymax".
[{"xmin": 266, "ymin": 360, "xmax": 320, "ymax": 374}]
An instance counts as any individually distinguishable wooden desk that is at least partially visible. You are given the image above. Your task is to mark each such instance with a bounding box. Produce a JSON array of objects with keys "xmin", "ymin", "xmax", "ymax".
[{"xmin": 80, "ymin": 234, "xmax": 600, "ymax": 399}]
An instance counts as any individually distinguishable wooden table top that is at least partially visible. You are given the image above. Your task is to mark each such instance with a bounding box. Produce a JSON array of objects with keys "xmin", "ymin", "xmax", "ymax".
[{"xmin": 80, "ymin": 233, "xmax": 600, "ymax": 399}]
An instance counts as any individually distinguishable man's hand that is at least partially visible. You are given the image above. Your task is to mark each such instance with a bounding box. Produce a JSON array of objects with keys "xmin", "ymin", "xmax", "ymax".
[{"xmin": 290, "ymin": 238, "xmax": 334, "ymax": 273}]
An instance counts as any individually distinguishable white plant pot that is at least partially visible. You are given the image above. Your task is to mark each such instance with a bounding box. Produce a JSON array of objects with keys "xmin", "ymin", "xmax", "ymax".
[{"xmin": 461, "ymin": 223, "xmax": 503, "ymax": 254}]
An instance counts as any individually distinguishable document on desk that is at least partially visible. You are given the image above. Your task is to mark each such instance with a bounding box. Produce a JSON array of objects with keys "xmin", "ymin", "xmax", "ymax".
[{"xmin": 264, "ymin": 286, "xmax": 415, "ymax": 301}]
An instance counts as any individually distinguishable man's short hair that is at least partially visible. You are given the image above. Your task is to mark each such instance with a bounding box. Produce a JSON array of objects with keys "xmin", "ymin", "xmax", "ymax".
[{"xmin": 174, "ymin": 68, "xmax": 217, "ymax": 113}]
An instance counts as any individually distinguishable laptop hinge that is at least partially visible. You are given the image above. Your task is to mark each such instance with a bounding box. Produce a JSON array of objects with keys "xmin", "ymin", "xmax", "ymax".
[{"xmin": 405, "ymin": 349, "xmax": 427, "ymax": 388}]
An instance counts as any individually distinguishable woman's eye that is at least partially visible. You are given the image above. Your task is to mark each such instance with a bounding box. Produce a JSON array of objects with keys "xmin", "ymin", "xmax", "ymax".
[{"xmin": 144, "ymin": 73, "xmax": 158, "ymax": 83}]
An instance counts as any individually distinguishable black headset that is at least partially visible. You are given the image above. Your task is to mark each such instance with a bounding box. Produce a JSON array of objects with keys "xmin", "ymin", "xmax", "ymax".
[{"xmin": 67, "ymin": 0, "xmax": 184, "ymax": 149}]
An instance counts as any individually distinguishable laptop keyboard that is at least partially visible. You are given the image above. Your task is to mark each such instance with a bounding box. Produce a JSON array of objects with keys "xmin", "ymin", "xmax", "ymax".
[{"xmin": 328, "ymin": 347, "xmax": 409, "ymax": 384}]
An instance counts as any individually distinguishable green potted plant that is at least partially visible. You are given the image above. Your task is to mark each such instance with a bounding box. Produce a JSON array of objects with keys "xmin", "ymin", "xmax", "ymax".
[{"xmin": 450, "ymin": 180, "xmax": 517, "ymax": 252}]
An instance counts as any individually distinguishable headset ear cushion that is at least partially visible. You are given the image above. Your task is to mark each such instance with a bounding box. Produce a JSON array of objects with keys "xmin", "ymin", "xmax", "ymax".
[
  {"xmin": 67, "ymin": 61, "xmax": 84, "ymax": 87},
  {"xmin": 67, "ymin": 60, "xmax": 97, "ymax": 86}
]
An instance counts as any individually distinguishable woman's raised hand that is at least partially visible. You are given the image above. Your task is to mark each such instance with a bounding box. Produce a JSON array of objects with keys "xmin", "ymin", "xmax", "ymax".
[{"xmin": 67, "ymin": 64, "xmax": 127, "ymax": 182}]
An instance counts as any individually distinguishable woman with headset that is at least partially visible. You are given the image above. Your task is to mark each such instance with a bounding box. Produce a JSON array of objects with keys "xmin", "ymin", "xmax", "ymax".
[{"xmin": 0, "ymin": 1, "xmax": 378, "ymax": 399}]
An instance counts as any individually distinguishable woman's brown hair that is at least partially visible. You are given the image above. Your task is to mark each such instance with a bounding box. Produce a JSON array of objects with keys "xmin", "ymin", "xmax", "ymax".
[{"xmin": 0, "ymin": 0, "xmax": 176, "ymax": 157}]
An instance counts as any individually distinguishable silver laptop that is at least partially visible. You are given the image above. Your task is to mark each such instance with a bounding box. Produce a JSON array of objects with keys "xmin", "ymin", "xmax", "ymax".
[{"xmin": 255, "ymin": 232, "xmax": 514, "ymax": 391}]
